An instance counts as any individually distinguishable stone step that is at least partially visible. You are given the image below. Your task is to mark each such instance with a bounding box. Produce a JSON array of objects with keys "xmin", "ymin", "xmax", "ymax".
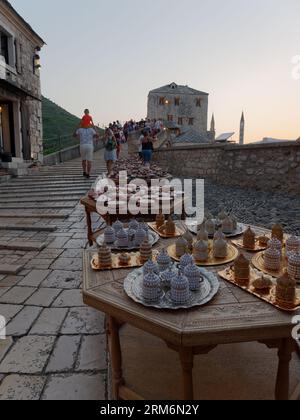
[
  {"xmin": 0, "ymin": 203, "xmax": 76, "ymax": 209},
  {"xmin": 0, "ymin": 187, "xmax": 89, "ymax": 194},
  {"xmin": 0, "ymin": 240, "xmax": 47, "ymax": 251},
  {"xmin": 0, "ymin": 182, "xmax": 94, "ymax": 190},
  {"xmin": 0, "ymin": 213, "xmax": 67, "ymax": 219},
  {"xmin": 0, "ymin": 264, "xmax": 24, "ymax": 275},
  {"xmin": 0, "ymin": 224, "xmax": 56, "ymax": 232},
  {"xmin": 0, "ymin": 196, "xmax": 82, "ymax": 203},
  {"xmin": 0, "ymin": 191, "xmax": 87, "ymax": 199}
]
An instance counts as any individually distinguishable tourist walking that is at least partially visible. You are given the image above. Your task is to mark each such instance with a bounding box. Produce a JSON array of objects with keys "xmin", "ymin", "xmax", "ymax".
[
  {"xmin": 74, "ymin": 126, "xmax": 98, "ymax": 179},
  {"xmin": 103, "ymin": 128, "xmax": 117, "ymax": 175},
  {"xmin": 141, "ymin": 132, "xmax": 155, "ymax": 166}
]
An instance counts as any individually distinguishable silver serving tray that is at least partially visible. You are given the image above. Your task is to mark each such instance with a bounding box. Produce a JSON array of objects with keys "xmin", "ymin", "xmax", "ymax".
[
  {"xmin": 96, "ymin": 229, "xmax": 159, "ymax": 251},
  {"xmin": 124, "ymin": 266, "xmax": 220, "ymax": 310},
  {"xmin": 187, "ymin": 220, "xmax": 246, "ymax": 238}
]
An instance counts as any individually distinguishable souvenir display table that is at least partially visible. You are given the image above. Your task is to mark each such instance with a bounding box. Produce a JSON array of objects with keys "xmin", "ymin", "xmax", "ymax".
[
  {"xmin": 83, "ymin": 224, "xmax": 299, "ymax": 401},
  {"xmin": 80, "ymin": 195, "xmax": 186, "ymax": 247}
]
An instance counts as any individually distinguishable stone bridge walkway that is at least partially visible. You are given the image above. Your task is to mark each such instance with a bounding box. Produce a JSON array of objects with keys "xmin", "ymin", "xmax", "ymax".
[{"xmin": 0, "ymin": 151, "xmax": 108, "ymax": 400}]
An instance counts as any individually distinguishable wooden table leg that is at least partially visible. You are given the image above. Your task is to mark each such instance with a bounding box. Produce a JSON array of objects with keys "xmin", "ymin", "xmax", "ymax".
[
  {"xmin": 179, "ymin": 348, "xmax": 194, "ymax": 400},
  {"xmin": 275, "ymin": 338, "xmax": 293, "ymax": 400},
  {"xmin": 107, "ymin": 316, "xmax": 124, "ymax": 400},
  {"xmin": 85, "ymin": 208, "xmax": 94, "ymax": 247}
]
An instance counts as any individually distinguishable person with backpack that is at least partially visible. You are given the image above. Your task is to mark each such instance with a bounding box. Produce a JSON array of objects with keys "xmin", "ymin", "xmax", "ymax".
[{"xmin": 103, "ymin": 128, "xmax": 117, "ymax": 175}]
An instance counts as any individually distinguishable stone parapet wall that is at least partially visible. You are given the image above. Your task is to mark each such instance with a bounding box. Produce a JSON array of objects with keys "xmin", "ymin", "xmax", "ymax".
[{"xmin": 153, "ymin": 142, "xmax": 300, "ymax": 195}]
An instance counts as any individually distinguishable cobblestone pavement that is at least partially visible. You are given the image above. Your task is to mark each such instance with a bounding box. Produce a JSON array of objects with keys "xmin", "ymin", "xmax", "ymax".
[
  {"xmin": 0, "ymin": 151, "xmax": 108, "ymax": 400},
  {"xmin": 190, "ymin": 180, "xmax": 300, "ymax": 235}
]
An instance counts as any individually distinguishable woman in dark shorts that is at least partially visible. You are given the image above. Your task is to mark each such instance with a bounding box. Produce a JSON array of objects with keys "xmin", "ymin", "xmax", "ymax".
[{"xmin": 141, "ymin": 133, "xmax": 155, "ymax": 166}]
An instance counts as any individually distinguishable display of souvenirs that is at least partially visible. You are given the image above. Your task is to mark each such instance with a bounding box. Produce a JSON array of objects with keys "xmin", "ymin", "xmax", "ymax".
[
  {"xmin": 243, "ymin": 227, "xmax": 256, "ymax": 250},
  {"xmin": 134, "ymin": 227, "xmax": 147, "ymax": 246},
  {"xmin": 252, "ymin": 275, "xmax": 273, "ymax": 292},
  {"xmin": 193, "ymin": 240, "xmax": 209, "ymax": 262},
  {"xmin": 119, "ymin": 253, "xmax": 131, "ymax": 266},
  {"xmin": 159, "ymin": 217, "xmax": 176, "ymax": 236},
  {"xmin": 258, "ymin": 236, "xmax": 269, "ymax": 247},
  {"xmin": 272, "ymin": 224, "xmax": 284, "ymax": 243},
  {"xmin": 140, "ymin": 240, "xmax": 153, "ymax": 264},
  {"xmin": 288, "ymin": 252, "xmax": 300, "ymax": 282},
  {"xmin": 112, "ymin": 220, "xmax": 123, "ymax": 233},
  {"xmin": 176, "ymin": 237, "xmax": 188, "ymax": 258},
  {"xmin": 268, "ymin": 238, "xmax": 282, "ymax": 255},
  {"xmin": 184, "ymin": 263, "xmax": 202, "ymax": 291},
  {"xmin": 170, "ymin": 273, "xmax": 190, "ymax": 304},
  {"xmin": 104, "ymin": 227, "xmax": 116, "ymax": 245},
  {"xmin": 197, "ymin": 224, "xmax": 209, "ymax": 242},
  {"xmin": 157, "ymin": 249, "xmax": 172, "ymax": 272},
  {"xmin": 213, "ymin": 238, "xmax": 228, "ymax": 259},
  {"xmin": 234, "ymin": 254, "xmax": 250, "ymax": 281},
  {"xmin": 156, "ymin": 214, "xmax": 165, "ymax": 229},
  {"xmin": 286, "ymin": 236, "xmax": 300, "ymax": 255},
  {"xmin": 161, "ymin": 267, "xmax": 176, "ymax": 288},
  {"xmin": 143, "ymin": 260, "xmax": 159, "ymax": 275},
  {"xmin": 205, "ymin": 219, "xmax": 215, "ymax": 236},
  {"xmin": 218, "ymin": 210, "xmax": 228, "ymax": 221},
  {"xmin": 222, "ymin": 216, "xmax": 234, "ymax": 234},
  {"xmin": 116, "ymin": 229, "xmax": 129, "ymax": 248},
  {"xmin": 276, "ymin": 272, "xmax": 296, "ymax": 306},
  {"xmin": 214, "ymin": 228, "xmax": 226, "ymax": 242},
  {"xmin": 264, "ymin": 247, "xmax": 281, "ymax": 272},
  {"xmin": 143, "ymin": 272, "xmax": 161, "ymax": 302},
  {"xmin": 129, "ymin": 219, "xmax": 140, "ymax": 231},
  {"xmin": 183, "ymin": 230, "xmax": 194, "ymax": 251},
  {"xmin": 180, "ymin": 253, "xmax": 195, "ymax": 269},
  {"xmin": 98, "ymin": 245, "xmax": 112, "ymax": 268}
]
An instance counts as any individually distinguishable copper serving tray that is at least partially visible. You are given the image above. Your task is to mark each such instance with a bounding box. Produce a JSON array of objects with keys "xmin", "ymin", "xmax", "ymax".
[
  {"xmin": 252, "ymin": 251, "xmax": 287, "ymax": 278},
  {"xmin": 219, "ymin": 267, "xmax": 300, "ymax": 312},
  {"xmin": 148, "ymin": 222, "xmax": 184, "ymax": 239},
  {"xmin": 231, "ymin": 238, "xmax": 268, "ymax": 252},
  {"xmin": 91, "ymin": 252, "xmax": 144, "ymax": 271},
  {"xmin": 167, "ymin": 243, "xmax": 239, "ymax": 267}
]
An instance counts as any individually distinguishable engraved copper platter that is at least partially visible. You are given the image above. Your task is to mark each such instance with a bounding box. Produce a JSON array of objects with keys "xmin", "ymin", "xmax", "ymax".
[
  {"xmin": 91, "ymin": 253, "xmax": 144, "ymax": 271},
  {"xmin": 147, "ymin": 222, "xmax": 185, "ymax": 239},
  {"xmin": 219, "ymin": 267, "xmax": 300, "ymax": 312},
  {"xmin": 167, "ymin": 243, "xmax": 239, "ymax": 267},
  {"xmin": 231, "ymin": 238, "xmax": 268, "ymax": 252},
  {"xmin": 252, "ymin": 251, "xmax": 287, "ymax": 278}
]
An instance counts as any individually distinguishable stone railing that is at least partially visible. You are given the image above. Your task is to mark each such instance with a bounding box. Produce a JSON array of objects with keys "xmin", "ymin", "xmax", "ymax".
[{"xmin": 153, "ymin": 142, "xmax": 300, "ymax": 195}]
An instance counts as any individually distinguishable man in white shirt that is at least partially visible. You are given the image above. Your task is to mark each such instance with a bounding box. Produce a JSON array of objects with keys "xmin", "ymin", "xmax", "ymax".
[{"xmin": 74, "ymin": 127, "xmax": 99, "ymax": 178}]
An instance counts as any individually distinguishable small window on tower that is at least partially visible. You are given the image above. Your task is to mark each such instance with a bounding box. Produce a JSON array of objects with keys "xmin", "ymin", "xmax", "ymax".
[
  {"xmin": 196, "ymin": 98, "xmax": 202, "ymax": 107},
  {"xmin": 174, "ymin": 98, "xmax": 180, "ymax": 106},
  {"xmin": 168, "ymin": 115, "xmax": 173, "ymax": 122},
  {"xmin": 178, "ymin": 117, "xmax": 183, "ymax": 125},
  {"xmin": 188, "ymin": 118, "xmax": 194, "ymax": 126}
]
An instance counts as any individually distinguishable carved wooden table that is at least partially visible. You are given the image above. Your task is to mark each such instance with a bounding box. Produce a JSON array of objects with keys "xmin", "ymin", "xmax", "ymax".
[
  {"xmin": 82, "ymin": 227, "xmax": 299, "ymax": 401},
  {"xmin": 80, "ymin": 196, "xmax": 186, "ymax": 246}
]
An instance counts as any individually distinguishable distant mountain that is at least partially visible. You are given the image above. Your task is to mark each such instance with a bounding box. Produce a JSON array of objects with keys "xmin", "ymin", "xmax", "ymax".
[{"xmin": 42, "ymin": 97, "xmax": 81, "ymax": 139}]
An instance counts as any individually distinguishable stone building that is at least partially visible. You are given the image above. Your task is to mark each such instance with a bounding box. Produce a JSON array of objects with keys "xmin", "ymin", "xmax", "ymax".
[
  {"xmin": 147, "ymin": 82, "xmax": 212, "ymax": 140},
  {"xmin": 0, "ymin": 0, "xmax": 45, "ymax": 169}
]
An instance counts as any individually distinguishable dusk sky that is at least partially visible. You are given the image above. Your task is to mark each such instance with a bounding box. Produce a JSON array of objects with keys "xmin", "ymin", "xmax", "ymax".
[{"xmin": 12, "ymin": 0, "xmax": 300, "ymax": 143}]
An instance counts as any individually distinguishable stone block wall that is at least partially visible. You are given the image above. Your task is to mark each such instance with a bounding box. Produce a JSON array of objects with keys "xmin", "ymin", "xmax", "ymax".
[{"xmin": 153, "ymin": 142, "xmax": 300, "ymax": 195}]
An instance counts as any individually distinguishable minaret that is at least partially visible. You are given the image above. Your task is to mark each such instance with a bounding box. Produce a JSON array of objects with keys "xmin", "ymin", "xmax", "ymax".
[
  {"xmin": 210, "ymin": 114, "xmax": 216, "ymax": 142},
  {"xmin": 239, "ymin": 112, "xmax": 245, "ymax": 145}
]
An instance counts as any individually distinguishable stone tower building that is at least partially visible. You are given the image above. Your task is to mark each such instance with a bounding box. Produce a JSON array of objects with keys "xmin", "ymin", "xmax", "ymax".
[
  {"xmin": 147, "ymin": 82, "xmax": 209, "ymax": 135},
  {"xmin": 0, "ymin": 0, "xmax": 45, "ymax": 166},
  {"xmin": 239, "ymin": 112, "xmax": 245, "ymax": 145}
]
